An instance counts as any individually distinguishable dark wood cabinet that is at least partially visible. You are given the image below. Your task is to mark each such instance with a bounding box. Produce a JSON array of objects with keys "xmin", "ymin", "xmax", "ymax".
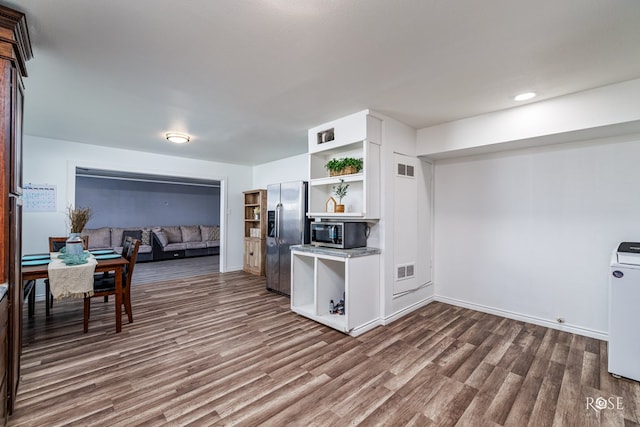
[
  {"xmin": 0, "ymin": 4, "xmax": 32, "ymax": 420},
  {"xmin": 0, "ymin": 295, "xmax": 7, "ymax": 425}
]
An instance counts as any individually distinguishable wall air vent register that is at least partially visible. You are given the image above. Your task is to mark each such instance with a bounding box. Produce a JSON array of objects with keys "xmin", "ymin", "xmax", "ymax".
[{"xmin": 397, "ymin": 162, "xmax": 415, "ymax": 177}]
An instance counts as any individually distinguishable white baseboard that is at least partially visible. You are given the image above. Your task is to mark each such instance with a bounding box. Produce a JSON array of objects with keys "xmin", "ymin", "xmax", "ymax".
[
  {"xmin": 224, "ymin": 265, "xmax": 244, "ymax": 273},
  {"xmin": 349, "ymin": 319, "xmax": 383, "ymax": 337},
  {"xmin": 381, "ymin": 296, "xmax": 435, "ymax": 325},
  {"xmin": 435, "ymin": 295, "xmax": 608, "ymax": 341}
]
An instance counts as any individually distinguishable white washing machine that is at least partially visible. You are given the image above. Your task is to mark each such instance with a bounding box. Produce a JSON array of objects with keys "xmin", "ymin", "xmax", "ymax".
[{"xmin": 608, "ymin": 242, "xmax": 640, "ymax": 382}]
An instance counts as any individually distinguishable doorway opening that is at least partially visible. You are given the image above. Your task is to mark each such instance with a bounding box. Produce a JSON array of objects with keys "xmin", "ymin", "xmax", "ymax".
[{"xmin": 75, "ymin": 167, "xmax": 221, "ymax": 281}]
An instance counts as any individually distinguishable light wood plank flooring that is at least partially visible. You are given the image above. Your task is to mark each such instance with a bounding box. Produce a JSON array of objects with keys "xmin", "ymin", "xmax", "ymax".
[
  {"xmin": 132, "ymin": 255, "xmax": 219, "ymax": 285},
  {"xmin": 12, "ymin": 272, "xmax": 640, "ymax": 426}
]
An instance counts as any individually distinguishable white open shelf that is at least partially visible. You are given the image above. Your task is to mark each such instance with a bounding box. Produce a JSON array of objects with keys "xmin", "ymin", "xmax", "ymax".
[
  {"xmin": 309, "ymin": 173, "xmax": 363, "ymax": 186},
  {"xmin": 290, "ymin": 248, "xmax": 380, "ymax": 336}
]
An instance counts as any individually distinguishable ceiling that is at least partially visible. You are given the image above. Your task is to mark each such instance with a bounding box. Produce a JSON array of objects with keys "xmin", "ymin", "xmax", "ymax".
[{"xmin": 6, "ymin": 0, "xmax": 640, "ymax": 166}]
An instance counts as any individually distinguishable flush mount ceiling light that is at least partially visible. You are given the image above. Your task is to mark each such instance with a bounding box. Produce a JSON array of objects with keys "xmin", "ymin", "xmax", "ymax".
[
  {"xmin": 514, "ymin": 92, "xmax": 536, "ymax": 101},
  {"xmin": 165, "ymin": 132, "xmax": 190, "ymax": 144}
]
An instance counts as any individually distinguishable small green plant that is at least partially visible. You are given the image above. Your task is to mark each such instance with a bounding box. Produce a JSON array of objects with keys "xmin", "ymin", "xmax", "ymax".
[
  {"xmin": 325, "ymin": 158, "xmax": 343, "ymax": 172},
  {"xmin": 325, "ymin": 157, "xmax": 363, "ymax": 175},
  {"xmin": 332, "ymin": 179, "xmax": 349, "ymax": 204},
  {"xmin": 341, "ymin": 157, "xmax": 363, "ymax": 171}
]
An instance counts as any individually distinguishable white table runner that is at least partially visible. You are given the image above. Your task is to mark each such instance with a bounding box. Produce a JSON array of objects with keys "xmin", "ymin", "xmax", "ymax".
[{"xmin": 47, "ymin": 253, "xmax": 97, "ymax": 299}]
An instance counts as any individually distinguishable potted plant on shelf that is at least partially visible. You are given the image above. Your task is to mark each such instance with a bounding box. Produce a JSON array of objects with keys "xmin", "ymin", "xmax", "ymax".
[
  {"xmin": 325, "ymin": 157, "xmax": 363, "ymax": 177},
  {"xmin": 253, "ymin": 206, "xmax": 260, "ymax": 220},
  {"xmin": 332, "ymin": 179, "xmax": 349, "ymax": 213}
]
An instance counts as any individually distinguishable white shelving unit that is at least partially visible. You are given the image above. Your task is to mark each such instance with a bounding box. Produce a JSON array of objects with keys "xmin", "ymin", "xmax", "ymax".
[
  {"xmin": 295, "ymin": 109, "xmax": 434, "ymax": 337},
  {"xmin": 291, "ymin": 247, "xmax": 381, "ymax": 336},
  {"xmin": 307, "ymin": 110, "xmax": 381, "ymax": 220}
]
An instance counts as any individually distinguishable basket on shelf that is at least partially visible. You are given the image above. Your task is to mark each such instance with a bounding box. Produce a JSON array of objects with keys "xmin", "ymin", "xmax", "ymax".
[
  {"xmin": 329, "ymin": 165, "xmax": 359, "ymax": 177},
  {"xmin": 326, "ymin": 157, "xmax": 363, "ymax": 177}
]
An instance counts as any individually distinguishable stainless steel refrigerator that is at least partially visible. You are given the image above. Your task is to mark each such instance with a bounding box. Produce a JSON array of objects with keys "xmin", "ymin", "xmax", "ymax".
[{"xmin": 266, "ymin": 181, "xmax": 309, "ymax": 296}]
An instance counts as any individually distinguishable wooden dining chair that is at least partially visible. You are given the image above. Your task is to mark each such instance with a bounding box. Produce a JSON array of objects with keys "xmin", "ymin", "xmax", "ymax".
[
  {"xmin": 83, "ymin": 238, "xmax": 140, "ymax": 333},
  {"xmin": 48, "ymin": 235, "xmax": 89, "ymax": 252},
  {"xmin": 95, "ymin": 235, "xmax": 133, "ymax": 302},
  {"xmin": 94, "ymin": 236, "xmax": 132, "ymax": 274},
  {"xmin": 44, "ymin": 235, "xmax": 90, "ymax": 316}
]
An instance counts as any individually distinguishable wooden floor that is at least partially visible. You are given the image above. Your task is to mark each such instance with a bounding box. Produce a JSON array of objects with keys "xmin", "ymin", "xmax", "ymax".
[
  {"xmin": 11, "ymin": 272, "xmax": 640, "ymax": 426},
  {"xmin": 132, "ymin": 255, "xmax": 219, "ymax": 286}
]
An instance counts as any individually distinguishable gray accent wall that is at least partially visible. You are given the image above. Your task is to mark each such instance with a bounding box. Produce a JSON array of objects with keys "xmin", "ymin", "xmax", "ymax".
[{"xmin": 76, "ymin": 176, "xmax": 220, "ymax": 228}]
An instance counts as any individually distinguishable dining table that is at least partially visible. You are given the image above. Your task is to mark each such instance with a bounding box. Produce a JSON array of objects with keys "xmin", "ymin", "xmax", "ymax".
[{"xmin": 21, "ymin": 253, "xmax": 129, "ymax": 333}]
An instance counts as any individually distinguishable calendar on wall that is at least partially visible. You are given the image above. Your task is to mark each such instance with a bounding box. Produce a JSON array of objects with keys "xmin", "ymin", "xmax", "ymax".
[{"xmin": 23, "ymin": 184, "xmax": 57, "ymax": 212}]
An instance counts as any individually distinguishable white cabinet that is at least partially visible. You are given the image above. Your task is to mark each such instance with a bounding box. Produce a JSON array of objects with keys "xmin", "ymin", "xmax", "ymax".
[
  {"xmin": 307, "ymin": 110, "xmax": 381, "ymax": 220},
  {"xmin": 308, "ymin": 110, "xmax": 381, "ymax": 153},
  {"xmin": 291, "ymin": 246, "xmax": 380, "ymax": 336}
]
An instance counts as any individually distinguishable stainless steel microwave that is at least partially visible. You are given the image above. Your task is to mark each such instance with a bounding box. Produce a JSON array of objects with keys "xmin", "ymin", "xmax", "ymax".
[{"xmin": 310, "ymin": 222, "xmax": 368, "ymax": 249}]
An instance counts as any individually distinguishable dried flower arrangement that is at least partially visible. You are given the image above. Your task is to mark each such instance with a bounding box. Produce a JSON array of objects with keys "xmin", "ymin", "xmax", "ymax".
[{"xmin": 67, "ymin": 205, "xmax": 93, "ymax": 233}]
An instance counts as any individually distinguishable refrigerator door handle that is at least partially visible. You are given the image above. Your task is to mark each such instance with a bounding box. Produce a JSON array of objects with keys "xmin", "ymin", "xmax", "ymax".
[{"xmin": 275, "ymin": 203, "xmax": 281, "ymax": 241}]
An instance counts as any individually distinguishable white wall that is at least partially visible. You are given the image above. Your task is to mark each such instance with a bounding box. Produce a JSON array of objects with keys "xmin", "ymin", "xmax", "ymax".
[
  {"xmin": 252, "ymin": 153, "xmax": 308, "ymax": 189},
  {"xmin": 23, "ymin": 135, "xmax": 253, "ymax": 273},
  {"xmin": 433, "ymin": 136, "xmax": 640, "ymax": 339},
  {"xmin": 375, "ymin": 113, "xmax": 434, "ymax": 322},
  {"xmin": 417, "ymin": 78, "xmax": 640, "ymax": 159}
]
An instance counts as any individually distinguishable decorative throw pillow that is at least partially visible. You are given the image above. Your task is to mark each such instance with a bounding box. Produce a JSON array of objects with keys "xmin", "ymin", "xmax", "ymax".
[
  {"xmin": 200, "ymin": 225, "xmax": 220, "ymax": 241},
  {"xmin": 141, "ymin": 229, "xmax": 151, "ymax": 246},
  {"xmin": 121, "ymin": 230, "xmax": 142, "ymax": 247}
]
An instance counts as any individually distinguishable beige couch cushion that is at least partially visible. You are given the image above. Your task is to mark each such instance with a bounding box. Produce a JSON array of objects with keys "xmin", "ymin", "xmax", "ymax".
[
  {"xmin": 186, "ymin": 241, "xmax": 206, "ymax": 249},
  {"xmin": 83, "ymin": 227, "xmax": 111, "ymax": 249},
  {"xmin": 162, "ymin": 226, "xmax": 182, "ymax": 243},
  {"xmin": 154, "ymin": 230, "xmax": 168, "ymax": 247},
  {"xmin": 111, "ymin": 228, "xmax": 126, "ymax": 248},
  {"xmin": 180, "ymin": 225, "xmax": 202, "ymax": 242}
]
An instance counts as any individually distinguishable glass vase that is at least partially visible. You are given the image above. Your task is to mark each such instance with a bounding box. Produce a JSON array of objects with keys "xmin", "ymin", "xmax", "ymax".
[{"xmin": 66, "ymin": 233, "xmax": 84, "ymax": 256}]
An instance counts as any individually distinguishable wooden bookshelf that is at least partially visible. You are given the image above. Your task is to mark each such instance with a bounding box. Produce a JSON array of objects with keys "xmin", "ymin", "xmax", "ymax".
[{"xmin": 243, "ymin": 189, "xmax": 267, "ymax": 275}]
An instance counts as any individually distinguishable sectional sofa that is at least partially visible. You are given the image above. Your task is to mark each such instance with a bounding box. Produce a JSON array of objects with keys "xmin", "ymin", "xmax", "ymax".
[
  {"xmin": 83, "ymin": 226, "xmax": 154, "ymax": 262},
  {"xmin": 82, "ymin": 225, "xmax": 220, "ymax": 262},
  {"xmin": 151, "ymin": 225, "xmax": 220, "ymax": 260}
]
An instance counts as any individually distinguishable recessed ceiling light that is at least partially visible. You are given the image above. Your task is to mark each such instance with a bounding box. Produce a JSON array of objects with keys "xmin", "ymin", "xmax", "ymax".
[
  {"xmin": 514, "ymin": 92, "xmax": 536, "ymax": 101},
  {"xmin": 165, "ymin": 132, "xmax": 190, "ymax": 144}
]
